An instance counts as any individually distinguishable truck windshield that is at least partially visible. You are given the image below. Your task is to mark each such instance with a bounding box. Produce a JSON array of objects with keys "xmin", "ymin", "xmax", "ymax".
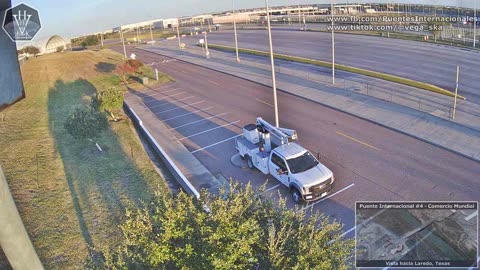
[{"xmin": 287, "ymin": 152, "xmax": 319, "ymax": 174}]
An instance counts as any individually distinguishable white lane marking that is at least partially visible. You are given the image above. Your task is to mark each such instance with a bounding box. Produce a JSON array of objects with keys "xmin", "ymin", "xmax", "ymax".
[
  {"xmin": 170, "ymin": 113, "xmax": 229, "ymax": 130},
  {"xmin": 208, "ymin": 80, "xmax": 219, "ymax": 86},
  {"xmin": 191, "ymin": 134, "xmax": 242, "ymax": 154},
  {"xmin": 467, "ymin": 256, "xmax": 480, "ymax": 270},
  {"xmin": 146, "ymin": 88, "xmax": 183, "ymax": 97},
  {"xmin": 180, "ymin": 121, "xmax": 240, "ymax": 140},
  {"xmin": 148, "ymin": 96, "xmax": 195, "ymax": 109},
  {"xmin": 144, "ymin": 92, "xmax": 187, "ymax": 103},
  {"xmin": 301, "ymin": 183, "xmax": 356, "ymax": 211},
  {"xmin": 162, "ymin": 107, "xmax": 214, "ymax": 121},
  {"xmin": 258, "ymin": 184, "xmax": 281, "ymax": 196},
  {"xmin": 154, "ymin": 101, "xmax": 205, "ymax": 114},
  {"xmin": 142, "ymin": 84, "xmax": 176, "ymax": 93}
]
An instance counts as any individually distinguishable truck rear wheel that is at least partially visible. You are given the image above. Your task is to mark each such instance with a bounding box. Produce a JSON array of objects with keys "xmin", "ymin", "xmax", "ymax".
[
  {"xmin": 291, "ymin": 188, "xmax": 301, "ymax": 204},
  {"xmin": 246, "ymin": 155, "xmax": 254, "ymax": 169}
]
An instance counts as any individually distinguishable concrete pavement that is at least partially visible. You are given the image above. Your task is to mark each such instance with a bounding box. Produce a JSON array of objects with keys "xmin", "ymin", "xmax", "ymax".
[{"xmin": 138, "ymin": 41, "xmax": 480, "ymax": 162}]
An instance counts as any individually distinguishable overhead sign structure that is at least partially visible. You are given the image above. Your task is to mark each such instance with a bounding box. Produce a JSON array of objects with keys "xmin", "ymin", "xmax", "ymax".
[{"xmin": 2, "ymin": 3, "xmax": 41, "ymax": 41}]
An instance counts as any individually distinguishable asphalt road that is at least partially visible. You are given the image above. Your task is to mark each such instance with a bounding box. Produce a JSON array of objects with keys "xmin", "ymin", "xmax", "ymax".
[
  {"xmin": 199, "ymin": 30, "xmax": 480, "ymax": 104},
  {"xmin": 113, "ymin": 44, "xmax": 479, "ymax": 236}
]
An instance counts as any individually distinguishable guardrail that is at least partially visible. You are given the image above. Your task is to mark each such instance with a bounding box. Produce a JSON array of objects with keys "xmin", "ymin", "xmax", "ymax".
[{"xmin": 126, "ymin": 106, "xmax": 200, "ymax": 199}]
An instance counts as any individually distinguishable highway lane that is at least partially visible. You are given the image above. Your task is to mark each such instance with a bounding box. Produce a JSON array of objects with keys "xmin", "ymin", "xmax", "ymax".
[
  {"xmin": 200, "ymin": 30, "xmax": 480, "ymax": 104},
  {"xmin": 113, "ymin": 44, "xmax": 480, "ymax": 236}
]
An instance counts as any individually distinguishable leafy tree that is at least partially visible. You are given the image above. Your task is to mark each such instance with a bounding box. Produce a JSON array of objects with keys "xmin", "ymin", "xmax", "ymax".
[
  {"xmin": 86, "ymin": 183, "xmax": 354, "ymax": 269},
  {"xmin": 92, "ymin": 88, "xmax": 125, "ymax": 121},
  {"xmin": 81, "ymin": 35, "xmax": 100, "ymax": 47},
  {"xmin": 64, "ymin": 106, "xmax": 108, "ymax": 151},
  {"xmin": 56, "ymin": 46, "xmax": 64, "ymax": 53},
  {"xmin": 114, "ymin": 63, "xmax": 135, "ymax": 84},
  {"xmin": 126, "ymin": 59, "xmax": 144, "ymax": 73},
  {"xmin": 22, "ymin": 46, "xmax": 40, "ymax": 56}
]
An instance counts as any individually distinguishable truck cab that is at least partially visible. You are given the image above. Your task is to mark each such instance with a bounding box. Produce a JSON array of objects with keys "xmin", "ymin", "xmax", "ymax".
[
  {"xmin": 236, "ymin": 117, "xmax": 335, "ymax": 203},
  {"xmin": 269, "ymin": 143, "xmax": 334, "ymax": 203}
]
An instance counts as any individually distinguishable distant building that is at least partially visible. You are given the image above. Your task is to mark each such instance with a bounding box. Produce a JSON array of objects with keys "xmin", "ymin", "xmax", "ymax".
[{"xmin": 19, "ymin": 35, "xmax": 71, "ymax": 55}]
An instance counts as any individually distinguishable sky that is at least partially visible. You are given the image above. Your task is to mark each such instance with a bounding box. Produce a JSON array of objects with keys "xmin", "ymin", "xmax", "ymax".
[{"xmin": 10, "ymin": 0, "xmax": 479, "ymax": 40}]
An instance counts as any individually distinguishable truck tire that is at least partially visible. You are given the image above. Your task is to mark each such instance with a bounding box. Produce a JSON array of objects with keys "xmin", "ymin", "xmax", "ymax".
[
  {"xmin": 246, "ymin": 155, "xmax": 254, "ymax": 169},
  {"xmin": 291, "ymin": 188, "xmax": 301, "ymax": 204}
]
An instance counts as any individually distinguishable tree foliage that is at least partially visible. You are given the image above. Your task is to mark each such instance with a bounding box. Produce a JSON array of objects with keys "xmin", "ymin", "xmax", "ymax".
[
  {"xmin": 126, "ymin": 59, "xmax": 144, "ymax": 71},
  {"xmin": 92, "ymin": 88, "xmax": 125, "ymax": 121},
  {"xmin": 81, "ymin": 35, "xmax": 100, "ymax": 47},
  {"xmin": 64, "ymin": 106, "xmax": 108, "ymax": 140},
  {"xmin": 20, "ymin": 46, "xmax": 40, "ymax": 56},
  {"xmin": 114, "ymin": 63, "xmax": 135, "ymax": 84},
  {"xmin": 86, "ymin": 183, "xmax": 354, "ymax": 270}
]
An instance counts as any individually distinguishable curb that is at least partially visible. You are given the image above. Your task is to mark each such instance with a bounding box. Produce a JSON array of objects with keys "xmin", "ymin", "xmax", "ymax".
[
  {"xmin": 137, "ymin": 46, "xmax": 480, "ymax": 164},
  {"xmin": 125, "ymin": 104, "xmax": 201, "ymax": 198}
]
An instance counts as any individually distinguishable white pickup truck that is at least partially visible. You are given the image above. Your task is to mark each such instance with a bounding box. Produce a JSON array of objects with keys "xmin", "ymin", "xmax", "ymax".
[{"xmin": 235, "ymin": 117, "xmax": 335, "ymax": 203}]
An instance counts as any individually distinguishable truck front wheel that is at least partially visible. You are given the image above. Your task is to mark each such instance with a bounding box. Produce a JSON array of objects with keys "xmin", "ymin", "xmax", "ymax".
[
  {"xmin": 246, "ymin": 155, "xmax": 254, "ymax": 169},
  {"xmin": 291, "ymin": 188, "xmax": 302, "ymax": 204}
]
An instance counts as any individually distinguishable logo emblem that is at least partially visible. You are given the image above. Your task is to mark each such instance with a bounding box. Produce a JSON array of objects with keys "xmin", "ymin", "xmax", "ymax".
[{"xmin": 2, "ymin": 3, "xmax": 41, "ymax": 41}]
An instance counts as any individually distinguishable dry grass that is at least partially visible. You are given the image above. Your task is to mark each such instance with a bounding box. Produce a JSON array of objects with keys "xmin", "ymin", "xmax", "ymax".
[{"xmin": 0, "ymin": 49, "xmax": 171, "ymax": 269}]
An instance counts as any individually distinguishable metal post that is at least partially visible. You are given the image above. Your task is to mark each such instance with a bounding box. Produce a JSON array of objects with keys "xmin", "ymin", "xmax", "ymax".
[
  {"xmin": 150, "ymin": 24, "xmax": 154, "ymax": 42},
  {"xmin": 452, "ymin": 65, "xmax": 459, "ymax": 119},
  {"xmin": 331, "ymin": 0, "xmax": 335, "ymax": 84},
  {"xmin": 265, "ymin": 0, "xmax": 279, "ymax": 127},
  {"xmin": 100, "ymin": 32, "xmax": 104, "ymax": 47},
  {"xmin": 474, "ymin": 0, "xmax": 477, "ymax": 48},
  {"xmin": 120, "ymin": 27, "xmax": 127, "ymax": 59},
  {"xmin": 205, "ymin": 31, "xmax": 210, "ymax": 59},
  {"xmin": 155, "ymin": 69, "xmax": 159, "ymax": 80},
  {"xmin": 233, "ymin": 0, "xmax": 240, "ymax": 62},
  {"xmin": 177, "ymin": 23, "xmax": 182, "ymax": 49}
]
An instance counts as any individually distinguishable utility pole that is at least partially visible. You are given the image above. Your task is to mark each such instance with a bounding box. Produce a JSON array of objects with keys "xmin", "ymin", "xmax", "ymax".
[
  {"xmin": 150, "ymin": 24, "xmax": 154, "ymax": 42},
  {"xmin": 233, "ymin": 0, "xmax": 240, "ymax": 62},
  {"xmin": 265, "ymin": 0, "xmax": 279, "ymax": 127},
  {"xmin": 120, "ymin": 26, "xmax": 127, "ymax": 59},
  {"xmin": 452, "ymin": 65, "xmax": 460, "ymax": 119},
  {"xmin": 331, "ymin": 0, "xmax": 335, "ymax": 84},
  {"xmin": 100, "ymin": 32, "xmax": 104, "ymax": 47}
]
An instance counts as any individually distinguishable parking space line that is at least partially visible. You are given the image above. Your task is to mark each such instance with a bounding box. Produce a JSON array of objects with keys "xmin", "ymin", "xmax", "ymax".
[
  {"xmin": 336, "ymin": 131, "xmax": 380, "ymax": 151},
  {"xmin": 255, "ymin": 98, "xmax": 274, "ymax": 108},
  {"xmin": 170, "ymin": 112, "xmax": 229, "ymax": 130},
  {"xmin": 301, "ymin": 183, "xmax": 356, "ymax": 211},
  {"xmin": 146, "ymin": 88, "xmax": 183, "ymax": 97},
  {"xmin": 148, "ymin": 96, "xmax": 195, "ymax": 109},
  {"xmin": 143, "ymin": 84, "xmax": 176, "ymax": 93},
  {"xmin": 180, "ymin": 121, "xmax": 240, "ymax": 140},
  {"xmin": 191, "ymin": 134, "xmax": 242, "ymax": 154},
  {"xmin": 154, "ymin": 101, "xmax": 206, "ymax": 114},
  {"xmin": 163, "ymin": 107, "xmax": 214, "ymax": 121},
  {"xmin": 208, "ymin": 80, "xmax": 219, "ymax": 86},
  {"xmin": 144, "ymin": 92, "xmax": 187, "ymax": 104},
  {"xmin": 257, "ymin": 184, "xmax": 281, "ymax": 196}
]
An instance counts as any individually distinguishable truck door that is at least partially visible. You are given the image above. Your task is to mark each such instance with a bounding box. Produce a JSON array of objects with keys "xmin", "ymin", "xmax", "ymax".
[{"xmin": 269, "ymin": 153, "xmax": 290, "ymax": 186}]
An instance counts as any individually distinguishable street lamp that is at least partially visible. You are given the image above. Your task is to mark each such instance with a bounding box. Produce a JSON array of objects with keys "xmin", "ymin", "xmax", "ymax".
[
  {"xmin": 233, "ymin": 0, "xmax": 240, "ymax": 62},
  {"xmin": 474, "ymin": 0, "xmax": 477, "ymax": 48},
  {"xmin": 331, "ymin": 0, "xmax": 336, "ymax": 84},
  {"xmin": 120, "ymin": 26, "xmax": 127, "ymax": 59},
  {"xmin": 177, "ymin": 21, "xmax": 182, "ymax": 49},
  {"xmin": 265, "ymin": 0, "xmax": 279, "ymax": 127},
  {"xmin": 204, "ymin": 31, "xmax": 210, "ymax": 59}
]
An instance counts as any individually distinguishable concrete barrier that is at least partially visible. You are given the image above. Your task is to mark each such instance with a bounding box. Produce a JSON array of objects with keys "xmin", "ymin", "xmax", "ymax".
[
  {"xmin": 0, "ymin": 165, "xmax": 44, "ymax": 270},
  {"xmin": 127, "ymin": 106, "xmax": 200, "ymax": 198}
]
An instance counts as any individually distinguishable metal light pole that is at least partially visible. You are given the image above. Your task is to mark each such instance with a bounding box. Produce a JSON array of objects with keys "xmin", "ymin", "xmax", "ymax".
[
  {"xmin": 452, "ymin": 65, "xmax": 460, "ymax": 119},
  {"xmin": 474, "ymin": 0, "xmax": 477, "ymax": 48},
  {"xmin": 233, "ymin": 0, "xmax": 240, "ymax": 62},
  {"xmin": 265, "ymin": 0, "xmax": 279, "ymax": 127},
  {"xmin": 331, "ymin": 0, "xmax": 336, "ymax": 84},
  {"xmin": 150, "ymin": 24, "xmax": 154, "ymax": 42},
  {"xmin": 100, "ymin": 32, "xmax": 104, "ymax": 47},
  {"xmin": 177, "ymin": 22, "xmax": 182, "ymax": 49},
  {"xmin": 204, "ymin": 31, "xmax": 210, "ymax": 59},
  {"xmin": 120, "ymin": 27, "xmax": 127, "ymax": 59}
]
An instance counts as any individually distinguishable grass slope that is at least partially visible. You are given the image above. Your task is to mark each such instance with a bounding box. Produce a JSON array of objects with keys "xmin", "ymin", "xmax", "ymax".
[{"xmin": 0, "ymin": 49, "xmax": 170, "ymax": 269}]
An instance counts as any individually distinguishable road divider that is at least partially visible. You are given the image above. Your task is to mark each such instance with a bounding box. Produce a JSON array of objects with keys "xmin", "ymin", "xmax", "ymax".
[{"xmin": 206, "ymin": 44, "xmax": 466, "ymax": 100}]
